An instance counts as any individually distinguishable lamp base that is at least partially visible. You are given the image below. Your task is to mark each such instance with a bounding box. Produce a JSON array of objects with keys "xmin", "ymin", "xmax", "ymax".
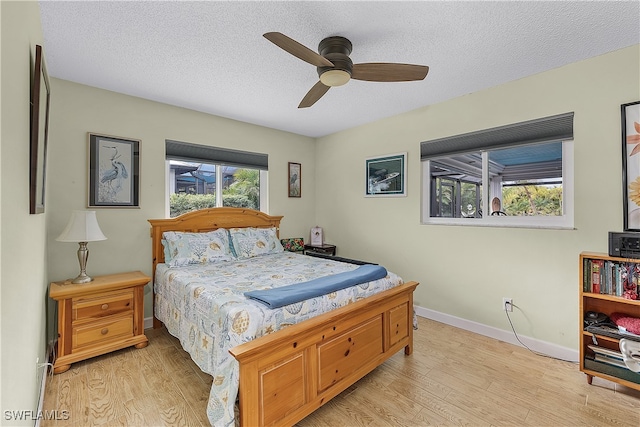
[
  {"xmin": 71, "ymin": 273, "xmax": 93, "ymax": 284},
  {"xmin": 71, "ymin": 241, "xmax": 93, "ymax": 284}
]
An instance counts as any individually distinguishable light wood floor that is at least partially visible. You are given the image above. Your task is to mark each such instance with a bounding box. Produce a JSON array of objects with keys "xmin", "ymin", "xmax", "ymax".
[{"xmin": 41, "ymin": 317, "xmax": 640, "ymax": 426}]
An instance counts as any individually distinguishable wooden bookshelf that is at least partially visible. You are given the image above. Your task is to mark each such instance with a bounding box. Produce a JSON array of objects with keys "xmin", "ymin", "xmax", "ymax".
[{"xmin": 579, "ymin": 252, "xmax": 640, "ymax": 390}]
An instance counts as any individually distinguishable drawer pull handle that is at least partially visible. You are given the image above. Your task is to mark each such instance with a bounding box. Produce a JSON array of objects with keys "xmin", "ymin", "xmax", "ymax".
[
  {"xmin": 101, "ymin": 328, "xmax": 109, "ymax": 335},
  {"xmin": 101, "ymin": 304, "xmax": 109, "ymax": 310}
]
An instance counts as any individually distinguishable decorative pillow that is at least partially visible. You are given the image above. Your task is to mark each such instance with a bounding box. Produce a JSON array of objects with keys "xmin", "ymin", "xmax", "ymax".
[
  {"xmin": 229, "ymin": 227, "xmax": 283, "ymax": 258},
  {"xmin": 280, "ymin": 238, "xmax": 304, "ymax": 252},
  {"xmin": 162, "ymin": 229, "xmax": 234, "ymax": 267}
]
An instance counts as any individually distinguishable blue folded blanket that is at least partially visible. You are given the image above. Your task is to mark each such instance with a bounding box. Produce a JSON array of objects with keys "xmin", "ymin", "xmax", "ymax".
[{"xmin": 244, "ymin": 264, "xmax": 388, "ymax": 309}]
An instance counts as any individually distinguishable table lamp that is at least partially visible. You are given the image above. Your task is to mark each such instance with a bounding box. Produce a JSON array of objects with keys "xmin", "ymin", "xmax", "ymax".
[{"xmin": 56, "ymin": 210, "xmax": 107, "ymax": 284}]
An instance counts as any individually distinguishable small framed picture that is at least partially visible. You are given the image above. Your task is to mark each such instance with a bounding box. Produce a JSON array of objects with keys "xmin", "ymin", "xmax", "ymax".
[
  {"xmin": 88, "ymin": 133, "xmax": 140, "ymax": 207},
  {"xmin": 365, "ymin": 152, "xmax": 407, "ymax": 197},
  {"xmin": 288, "ymin": 162, "xmax": 301, "ymax": 197},
  {"xmin": 311, "ymin": 226, "xmax": 323, "ymax": 246}
]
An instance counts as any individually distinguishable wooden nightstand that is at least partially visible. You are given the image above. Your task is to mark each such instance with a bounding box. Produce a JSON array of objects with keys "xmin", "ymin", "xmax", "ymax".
[{"xmin": 49, "ymin": 271, "xmax": 149, "ymax": 374}]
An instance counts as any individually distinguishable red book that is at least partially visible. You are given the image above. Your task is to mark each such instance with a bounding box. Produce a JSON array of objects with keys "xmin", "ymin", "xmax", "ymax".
[{"xmin": 592, "ymin": 260, "xmax": 603, "ymax": 294}]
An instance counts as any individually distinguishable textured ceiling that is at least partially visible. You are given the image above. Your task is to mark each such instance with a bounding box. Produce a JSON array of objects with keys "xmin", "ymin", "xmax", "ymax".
[{"xmin": 39, "ymin": 1, "xmax": 640, "ymax": 138}]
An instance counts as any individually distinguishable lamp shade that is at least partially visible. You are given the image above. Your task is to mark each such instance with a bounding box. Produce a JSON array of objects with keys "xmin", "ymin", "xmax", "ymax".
[{"xmin": 56, "ymin": 210, "xmax": 107, "ymax": 242}]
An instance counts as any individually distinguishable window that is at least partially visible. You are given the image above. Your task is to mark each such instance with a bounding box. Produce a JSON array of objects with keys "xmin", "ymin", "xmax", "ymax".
[
  {"xmin": 488, "ymin": 143, "xmax": 563, "ymax": 217},
  {"xmin": 421, "ymin": 113, "xmax": 574, "ymax": 228},
  {"xmin": 430, "ymin": 152, "xmax": 483, "ymax": 218},
  {"xmin": 166, "ymin": 141, "xmax": 268, "ymax": 217}
]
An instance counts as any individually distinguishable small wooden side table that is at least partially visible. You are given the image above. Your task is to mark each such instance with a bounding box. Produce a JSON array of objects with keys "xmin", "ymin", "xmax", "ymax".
[
  {"xmin": 49, "ymin": 271, "xmax": 149, "ymax": 374},
  {"xmin": 304, "ymin": 244, "xmax": 337, "ymax": 256}
]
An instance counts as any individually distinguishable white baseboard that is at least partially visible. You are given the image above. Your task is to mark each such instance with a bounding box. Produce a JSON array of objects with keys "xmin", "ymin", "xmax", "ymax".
[{"xmin": 414, "ymin": 305, "xmax": 579, "ymax": 363}]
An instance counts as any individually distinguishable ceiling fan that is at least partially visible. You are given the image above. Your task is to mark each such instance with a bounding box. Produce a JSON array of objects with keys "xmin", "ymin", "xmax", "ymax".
[{"xmin": 263, "ymin": 32, "xmax": 430, "ymax": 108}]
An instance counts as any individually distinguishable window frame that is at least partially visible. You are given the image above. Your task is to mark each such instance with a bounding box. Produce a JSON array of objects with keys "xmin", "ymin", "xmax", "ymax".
[
  {"xmin": 421, "ymin": 140, "xmax": 574, "ymax": 229},
  {"xmin": 165, "ymin": 160, "xmax": 269, "ymax": 216},
  {"xmin": 164, "ymin": 140, "xmax": 269, "ymax": 217}
]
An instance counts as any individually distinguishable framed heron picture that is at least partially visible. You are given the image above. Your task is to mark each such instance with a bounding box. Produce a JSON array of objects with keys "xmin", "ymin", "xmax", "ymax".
[
  {"xmin": 288, "ymin": 162, "xmax": 301, "ymax": 197},
  {"xmin": 88, "ymin": 133, "xmax": 140, "ymax": 207}
]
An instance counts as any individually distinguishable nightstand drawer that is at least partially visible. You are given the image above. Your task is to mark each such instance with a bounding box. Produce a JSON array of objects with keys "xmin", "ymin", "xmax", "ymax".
[
  {"xmin": 73, "ymin": 290, "xmax": 133, "ymax": 321},
  {"xmin": 72, "ymin": 315, "xmax": 134, "ymax": 349}
]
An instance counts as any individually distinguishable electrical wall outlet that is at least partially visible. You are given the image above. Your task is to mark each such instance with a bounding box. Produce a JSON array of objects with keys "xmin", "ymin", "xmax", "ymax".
[{"xmin": 503, "ymin": 298, "xmax": 513, "ymax": 312}]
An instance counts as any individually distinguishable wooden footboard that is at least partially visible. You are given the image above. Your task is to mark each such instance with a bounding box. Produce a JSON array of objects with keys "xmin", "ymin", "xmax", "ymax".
[{"xmin": 230, "ymin": 280, "xmax": 419, "ymax": 427}]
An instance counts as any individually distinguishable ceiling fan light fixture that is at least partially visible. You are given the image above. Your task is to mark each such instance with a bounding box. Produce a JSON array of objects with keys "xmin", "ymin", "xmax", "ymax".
[
  {"xmin": 320, "ymin": 69, "xmax": 350, "ymax": 87},
  {"xmin": 263, "ymin": 32, "xmax": 429, "ymax": 107}
]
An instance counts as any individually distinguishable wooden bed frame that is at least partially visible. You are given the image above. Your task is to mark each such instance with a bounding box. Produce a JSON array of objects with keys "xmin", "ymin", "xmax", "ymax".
[{"xmin": 149, "ymin": 208, "xmax": 419, "ymax": 426}]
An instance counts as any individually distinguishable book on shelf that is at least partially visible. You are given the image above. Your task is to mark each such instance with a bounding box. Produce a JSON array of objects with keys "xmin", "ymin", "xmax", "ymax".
[
  {"xmin": 595, "ymin": 354, "xmax": 629, "ymax": 369},
  {"xmin": 582, "ymin": 257, "xmax": 639, "ymax": 299},
  {"xmin": 591, "ymin": 259, "xmax": 603, "ymax": 294},
  {"xmin": 587, "ymin": 345, "xmax": 629, "ymax": 370},
  {"xmin": 588, "ymin": 344, "xmax": 624, "ymax": 359},
  {"xmin": 583, "ymin": 257, "xmax": 590, "ymax": 292}
]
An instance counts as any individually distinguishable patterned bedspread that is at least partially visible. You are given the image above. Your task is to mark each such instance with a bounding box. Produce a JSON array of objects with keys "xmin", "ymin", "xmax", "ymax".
[{"xmin": 154, "ymin": 251, "xmax": 404, "ymax": 427}]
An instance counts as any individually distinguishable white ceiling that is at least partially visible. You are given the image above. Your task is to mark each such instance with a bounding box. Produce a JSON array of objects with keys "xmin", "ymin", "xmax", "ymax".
[{"xmin": 39, "ymin": 1, "xmax": 640, "ymax": 138}]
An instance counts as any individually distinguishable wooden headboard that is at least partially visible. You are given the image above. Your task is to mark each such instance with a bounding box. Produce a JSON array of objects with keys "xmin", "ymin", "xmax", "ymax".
[{"xmin": 148, "ymin": 207, "xmax": 283, "ymax": 270}]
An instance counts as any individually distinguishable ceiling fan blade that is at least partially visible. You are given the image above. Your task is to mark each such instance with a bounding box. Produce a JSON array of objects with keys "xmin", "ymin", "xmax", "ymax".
[
  {"xmin": 298, "ymin": 81, "xmax": 330, "ymax": 108},
  {"xmin": 351, "ymin": 63, "xmax": 429, "ymax": 82},
  {"xmin": 264, "ymin": 32, "xmax": 334, "ymax": 68}
]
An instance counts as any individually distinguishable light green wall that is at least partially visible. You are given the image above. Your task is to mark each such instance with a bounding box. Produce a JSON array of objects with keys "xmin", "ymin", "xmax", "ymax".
[
  {"xmin": 315, "ymin": 44, "xmax": 640, "ymax": 351},
  {"xmin": 46, "ymin": 79, "xmax": 317, "ymax": 318},
  {"xmin": 2, "ymin": 0, "xmax": 638, "ymax": 418},
  {"xmin": 1, "ymin": 1, "xmax": 49, "ymax": 424}
]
